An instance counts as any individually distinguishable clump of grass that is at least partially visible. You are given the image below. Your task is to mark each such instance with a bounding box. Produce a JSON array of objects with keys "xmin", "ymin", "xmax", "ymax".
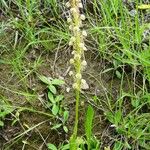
[{"xmin": 65, "ymin": 0, "xmax": 88, "ymax": 149}]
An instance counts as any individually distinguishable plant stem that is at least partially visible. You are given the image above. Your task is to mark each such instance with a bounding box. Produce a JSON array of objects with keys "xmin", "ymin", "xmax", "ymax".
[{"xmin": 73, "ymin": 89, "xmax": 80, "ymax": 137}]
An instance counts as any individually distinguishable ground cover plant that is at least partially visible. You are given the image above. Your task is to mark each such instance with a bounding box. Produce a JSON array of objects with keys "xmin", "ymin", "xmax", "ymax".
[{"xmin": 0, "ymin": 0, "xmax": 150, "ymax": 149}]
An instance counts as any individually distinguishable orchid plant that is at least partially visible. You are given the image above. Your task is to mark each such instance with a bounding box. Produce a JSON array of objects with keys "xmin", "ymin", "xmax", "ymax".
[{"xmin": 66, "ymin": 0, "xmax": 88, "ymax": 149}]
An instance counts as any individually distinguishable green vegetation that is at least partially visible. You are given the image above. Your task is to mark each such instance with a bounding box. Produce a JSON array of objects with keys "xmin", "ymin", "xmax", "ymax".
[{"xmin": 0, "ymin": 0, "xmax": 150, "ymax": 150}]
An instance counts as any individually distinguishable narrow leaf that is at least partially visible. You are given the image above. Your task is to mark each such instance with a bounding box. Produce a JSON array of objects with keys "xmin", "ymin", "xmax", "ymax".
[
  {"xmin": 47, "ymin": 143, "xmax": 57, "ymax": 150},
  {"xmin": 52, "ymin": 104, "xmax": 59, "ymax": 115},
  {"xmin": 85, "ymin": 105, "xmax": 94, "ymax": 150},
  {"xmin": 138, "ymin": 4, "xmax": 150, "ymax": 9},
  {"xmin": 63, "ymin": 111, "xmax": 69, "ymax": 123},
  {"xmin": 51, "ymin": 124, "xmax": 62, "ymax": 130},
  {"xmin": 38, "ymin": 75, "xmax": 51, "ymax": 85},
  {"xmin": 51, "ymin": 79, "xmax": 65, "ymax": 85},
  {"xmin": 48, "ymin": 92, "xmax": 55, "ymax": 103}
]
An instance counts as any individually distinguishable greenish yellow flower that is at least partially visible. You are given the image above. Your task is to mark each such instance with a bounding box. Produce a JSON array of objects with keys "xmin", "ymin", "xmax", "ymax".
[
  {"xmin": 72, "ymin": 83, "xmax": 78, "ymax": 89},
  {"xmin": 75, "ymin": 73, "xmax": 82, "ymax": 79},
  {"xmin": 74, "ymin": 54, "xmax": 81, "ymax": 60},
  {"xmin": 70, "ymin": 58, "xmax": 74, "ymax": 64}
]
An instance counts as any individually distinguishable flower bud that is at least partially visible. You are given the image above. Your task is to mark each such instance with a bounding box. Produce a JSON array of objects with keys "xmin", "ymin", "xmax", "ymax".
[
  {"xmin": 81, "ymin": 79, "xmax": 89, "ymax": 89},
  {"xmin": 67, "ymin": 17, "xmax": 72, "ymax": 23},
  {"xmin": 83, "ymin": 46, "xmax": 87, "ymax": 51},
  {"xmin": 66, "ymin": 87, "xmax": 71, "ymax": 93},
  {"xmin": 69, "ymin": 41, "xmax": 73, "ymax": 46},
  {"xmin": 71, "ymin": 51, "xmax": 75, "ymax": 55},
  {"xmin": 73, "ymin": 26, "xmax": 80, "ymax": 32},
  {"xmin": 80, "ymin": 14, "xmax": 86, "ymax": 20},
  {"xmin": 79, "ymin": 43, "xmax": 87, "ymax": 51},
  {"xmin": 69, "ymin": 71, "xmax": 73, "ymax": 76},
  {"xmin": 70, "ymin": 8, "xmax": 77, "ymax": 13},
  {"xmin": 81, "ymin": 60, "xmax": 87, "ymax": 66},
  {"xmin": 82, "ymin": 30, "xmax": 87, "ymax": 37},
  {"xmin": 70, "ymin": 36, "xmax": 76, "ymax": 42},
  {"xmin": 81, "ymin": 79, "xmax": 86, "ymax": 84},
  {"xmin": 78, "ymin": 3, "xmax": 83, "ymax": 8},
  {"xmin": 72, "ymin": 83, "xmax": 78, "ymax": 89},
  {"xmin": 79, "ymin": 43, "xmax": 84, "ymax": 48},
  {"xmin": 69, "ymin": 25, "xmax": 73, "ymax": 30}
]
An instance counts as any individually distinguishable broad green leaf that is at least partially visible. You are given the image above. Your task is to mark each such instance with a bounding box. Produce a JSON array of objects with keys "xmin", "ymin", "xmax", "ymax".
[
  {"xmin": 55, "ymin": 95, "xmax": 64, "ymax": 102},
  {"xmin": 115, "ymin": 111, "xmax": 122, "ymax": 124},
  {"xmin": 38, "ymin": 75, "xmax": 51, "ymax": 85},
  {"xmin": 52, "ymin": 104, "xmax": 59, "ymax": 115},
  {"xmin": 48, "ymin": 85, "xmax": 57, "ymax": 94},
  {"xmin": 0, "ymin": 120, "xmax": 4, "ymax": 127},
  {"xmin": 47, "ymin": 143, "xmax": 57, "ymax": 150},
  {"xmin": 48, "ymin": 92, "xmax": 55, "ymax": 103},
  {"xmin": 85, "ymin": 105, "xmax": 94, "ymax": 150},
  {"xmin": 51, "ymin": 79, "xmax": 65, "ymax": 85},
  {"xmin": 63, "ymin": 111, "xmax": 69, "ymax": 123}
]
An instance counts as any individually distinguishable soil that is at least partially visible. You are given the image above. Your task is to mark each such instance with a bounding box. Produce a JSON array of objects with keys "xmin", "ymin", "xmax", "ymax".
[{"xmin": 0, "ymin": 42, "xmax": 118, "ymax": 149}]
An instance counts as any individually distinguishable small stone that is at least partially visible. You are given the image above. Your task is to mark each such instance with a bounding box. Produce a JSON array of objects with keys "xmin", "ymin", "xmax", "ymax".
[{"xmin": 66, "ymin": 87, "xmax": 71, "ymax": 93}]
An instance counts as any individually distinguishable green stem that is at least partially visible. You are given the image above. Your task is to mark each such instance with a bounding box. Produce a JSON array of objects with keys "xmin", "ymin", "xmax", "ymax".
[{"xmin": 73, "ymin": 89, "xmax": 80, "ymax": 137}]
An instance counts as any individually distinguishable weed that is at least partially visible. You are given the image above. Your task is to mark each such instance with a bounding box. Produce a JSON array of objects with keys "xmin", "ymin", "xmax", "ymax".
[
  {"xmin": 39, "ymin": 75, "xmax": 69, "ymax": 133},
  {"xmin": 0, "ymin": 100, "xmax": 14, "ymax": 127}
]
